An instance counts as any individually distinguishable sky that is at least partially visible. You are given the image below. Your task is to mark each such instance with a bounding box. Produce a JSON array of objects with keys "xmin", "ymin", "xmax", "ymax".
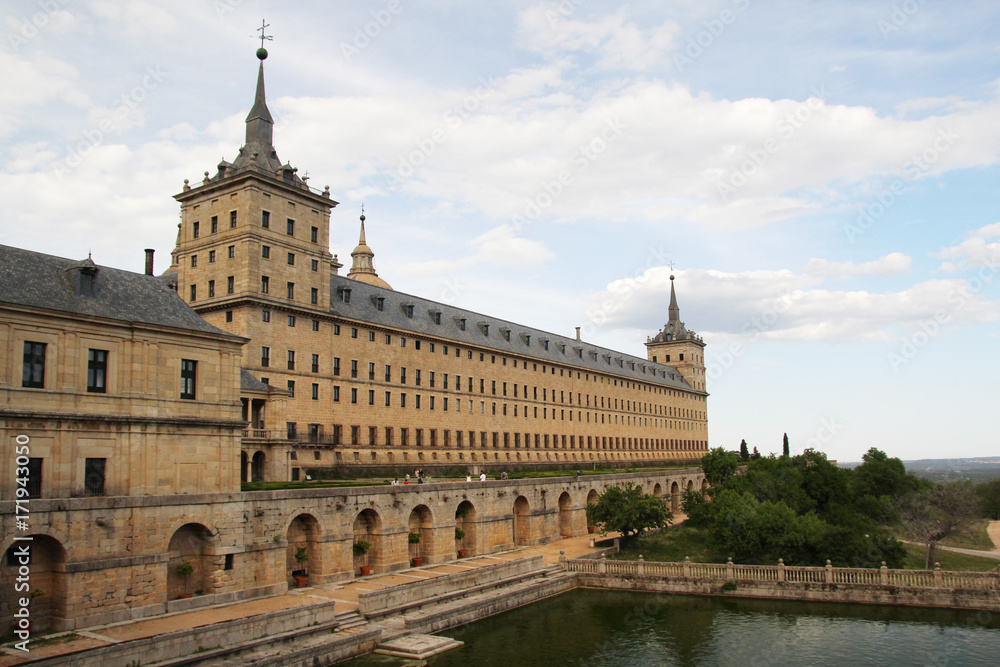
[{"xmin": 2, "ymin": 0, "xmax": 999, "ymax": 464}]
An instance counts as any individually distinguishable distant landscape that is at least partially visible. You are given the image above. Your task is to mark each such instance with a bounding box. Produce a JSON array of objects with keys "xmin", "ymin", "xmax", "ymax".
[{"xmin": 839, "ymin": 457, "xmax": 1000, "ymax": 482}]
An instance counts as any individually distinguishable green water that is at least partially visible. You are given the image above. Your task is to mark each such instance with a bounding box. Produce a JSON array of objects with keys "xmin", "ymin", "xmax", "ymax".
[{"xmin": 344, "ymin": 589, "xmax": 1000, "ymax": 666}]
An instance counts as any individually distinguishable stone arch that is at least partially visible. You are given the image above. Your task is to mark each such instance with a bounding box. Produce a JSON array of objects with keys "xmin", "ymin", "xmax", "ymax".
[
  {"xmin": 513, "ymin": 496, "xmax": 531, "ymax": 546},
  {"xmin": 557, "ymin": 491, "xmax": 573, "ymax": 538},
  {"xmin": 455, "ymin": 500, "xmax": 477, "ymax": 556},
  {"xmin": 2, "ymin": 535, "xmax": 67, "ymax": 632},
  {"xmin": 701, "ymin": 478, "xmax": 709, "ymax": 498},
  {"xmin": 240, "ymin": 451, "xmax": 249, "ymax": 483},
  {"xmin": 286, "ymin": 513, "xmax": 320, "ymax": 585},
  {"xmin": 251, "ymin": 451, "xmax": 266, "ymax": 482},
  {"xmin": 653, "ymin": 482, "xmax": 663, "ymax": 497},
  {"xmin": 686, "ymin": 479, "xmax": 694, "ymax": 494},
  {"xmin": 167, "ymin": 523, "xmax": 215, "ymax": 600},
  {"xmin": 408, "ymin": 505, "xmax": 434, "ymax": 564},
  {"xmin": 353, "ymin": 509, "xmax": 381, "ymax": 575},
  {"xmin": 586, "ymin": 489, "xmax": 599, "ymax": 506},
  {"xmin": 670, "ymin": 481, "xmax": 680, "ymax": 512}
]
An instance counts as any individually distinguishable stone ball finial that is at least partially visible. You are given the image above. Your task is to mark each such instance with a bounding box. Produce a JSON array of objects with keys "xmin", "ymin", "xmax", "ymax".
[{"xmin": 257, "ymin": 47, "xmax": 268, "ymax": 60}]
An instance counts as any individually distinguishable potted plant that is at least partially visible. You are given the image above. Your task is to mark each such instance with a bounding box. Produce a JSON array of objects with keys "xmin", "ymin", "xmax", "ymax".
[
  {"xmin": 176, "ymin": 560, "xmax": 194, "ymax": 598},
  {"xmin": 408, "ymin": 532, "xmax": 422, "ymax": 567},
  {"xmin": 353, "ymin": 540, "xmax": 372, "ymax": 576},
  {"xmin": 293, "ymin": 547, "xmax": 309, "ymax": 587},
  {"xmin": 455, "ymin": 527, "xmax": 467, "ymax": 558}
]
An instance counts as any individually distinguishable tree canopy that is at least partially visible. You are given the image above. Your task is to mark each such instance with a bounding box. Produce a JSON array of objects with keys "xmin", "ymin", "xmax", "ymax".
[{"xmin": 585, "ymin": 483, "xmax": 672, "ymax": 539}]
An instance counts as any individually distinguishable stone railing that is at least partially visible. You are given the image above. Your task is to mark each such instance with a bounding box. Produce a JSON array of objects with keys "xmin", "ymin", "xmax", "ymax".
[{"xmin": 565, "ymin": 556, "xmax": 1000, "ymax": 591}]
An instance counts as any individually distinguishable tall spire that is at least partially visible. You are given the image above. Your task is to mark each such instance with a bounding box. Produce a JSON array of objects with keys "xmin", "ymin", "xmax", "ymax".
[
  {"xmin": 245, "ymin": 51, "xmax": 273, "ymax": 146},
  {"xmin": 668, "ymin": 274, "xmax": 680, "ymax": 323},
  {"xmin": 347, "ymin": 209, "xmax": 392, "ymax": 290}
]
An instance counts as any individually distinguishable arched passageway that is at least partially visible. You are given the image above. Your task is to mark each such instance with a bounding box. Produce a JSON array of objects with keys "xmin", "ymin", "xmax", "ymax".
[
  {"xmin": 408, "ymin": 505, "xmax": 433, "ymax": 564},
  {"xmin": 2, "ymin": 536, "xmax": 67, "ymax": 632},
  {"xmin": 513, "ymin": 496, "xmax": 531, "ymax": 546},
  {"xmin": 557, "ymin": 492, "xmax": 573, "ymax": 538},
  {"xmin": 670, "ymin": 482, "xmax": 680, "ymax": 512},
  {"xmin": 251, "ymin": 451, "xmax": 265, "ymax": 481},
  {"xmin": 167, "ymin": 524, "xmax": 214, "ymax": 599},
  {"xmin": 455, "ymin": 501, "xmax": 476, "ymax": 556},
  {"xmin": 286, "ymin": 514, "xmax": 320, "ymax": 585},
  {"xmin": 353, "ymin": 509, "xmax": 381, "ymax": 575}
]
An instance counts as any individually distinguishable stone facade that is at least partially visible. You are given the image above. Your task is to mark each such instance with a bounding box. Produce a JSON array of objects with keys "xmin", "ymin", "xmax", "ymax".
[
  {"xmin": 0, "ymin": 469, "xmax": 704, "ymax": 632},
  {"xmin": 169, "ymin": 52, "xmax": 709, "ymax": 479}
]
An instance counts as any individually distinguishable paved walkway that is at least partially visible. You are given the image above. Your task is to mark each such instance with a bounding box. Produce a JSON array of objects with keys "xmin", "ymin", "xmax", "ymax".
[
  {"xmin": 0, "ymin": 533, "xmax": 615, "ymax": 665},
  {"xmin": 987, "ymin": 520, "xmax": 1000, "ymax": 551}
]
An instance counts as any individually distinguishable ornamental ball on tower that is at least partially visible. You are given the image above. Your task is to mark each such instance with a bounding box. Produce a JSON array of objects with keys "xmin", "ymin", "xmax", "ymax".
[{"xmin": 257, "ymin": 47, "xmax": 268, "ymax": 60}]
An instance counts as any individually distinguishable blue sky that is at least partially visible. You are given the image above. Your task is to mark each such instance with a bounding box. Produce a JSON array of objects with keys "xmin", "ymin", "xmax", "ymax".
[{"xmin": 2, "ymin": 0, "xmax": 999, "ymax": 463}]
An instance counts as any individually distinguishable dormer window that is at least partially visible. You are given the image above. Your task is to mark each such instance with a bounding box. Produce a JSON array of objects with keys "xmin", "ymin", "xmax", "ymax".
[
  {"xmin": 406, "ymin": 304, "xmax": 414, "ymax": 318},
  {"xmin": 479, "ymin": 322, "xmax": 489, "ymax": 336},
  {"xmin": 457, "ymin": 318, "xmax": 466, "ymax": 331},
  {"xmin": 78, "ymin": 268, "xmax": 97, "ymax": 297},
  {"xmin": 522, "ymin": 333, "xmax": 531, "ymax": 346},
  {"xmin": 376, "ymin": 297, "xmax": 384, "ymax": 311},
  {"xmin": 503, "ymin": 329, "xmax": 511, "ymax": 342},
  {"xmin": 339, "ymin": 288, "xmax": 351, "ymax": 304},
  {"xmin": 432, "ymin": 311, "xmax": 442, "ymax": 325}
]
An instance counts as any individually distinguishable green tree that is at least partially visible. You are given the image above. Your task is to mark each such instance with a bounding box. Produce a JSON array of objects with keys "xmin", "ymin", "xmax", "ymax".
[
  {"xmin": 701, "ymin": 447, "xmax": 741, "ymax": 487},
  {"xmin": 585, "ymin": 483, "xmax": 672, "ymax": 539},
  {"xmin": 739, "ymin": 439, "xmax": 750, "ymax": 461},
  {"xmin": 782, "ymin": 433, "xmax": 790, "ymax": 458},
  {"xmin": 975, "ymin": 478, "xmax": 1000, "ymax": 520}
]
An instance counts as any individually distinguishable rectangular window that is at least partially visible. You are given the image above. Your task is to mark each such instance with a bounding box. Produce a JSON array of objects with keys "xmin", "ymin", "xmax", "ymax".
[
  {"xmin": 312, "ymin": 383, "xmax": 319, "ymax": 400},
  {"xmin": 311, "ymin": 259, "xmax": 318, "ymax": 271},
  {"xmin": 84, "ymin": 458, "xmax": 106, "ymax": 496},
  {"xmin": 227, "ymin": 276, "xmax": 234, "ymax": 294},
  {"xmin": 207, "ymin": 280, "xmax": 215, "ymax": 297},
  {"xmin": 312, "ymin": 319, "xmax": 319, "ymax": 331},
  {"xmin": 288, "ymin": 315, "xmax": 296, "ymax": 327},
  {"xmin": 192, "ymin": 221, "xmax": 200, "ymax": 238},
  {"xmin": 311, "ymin": 287, "xmax": 318, "ymax": 304},
  {"xmin": 351, "ymin": 360, "xmax": 358, "ymax": 378},
  {"xmin": 385, "ymin": 391, "xmax": 391, "ymax": 407},
  {"xmin": 385, "ymin": 365, "xmax": 391, "ymax": 381},
  {"xmin": 312, "ymin": 354, "xmax": 320, "ymax": 373},
  {"xmin": 429, "ymin": 371, "xmax": 435, "ymax": 388},
  {"xmin": 190, "ymin": 284, "xmax": 197, "ymax": 301},
  {"xmin": 209, "ymin": 249, "xmax": 216, "ymax": 263},
  {"xmin": 333, "ymin": 385, "xmax": 340, "ymax": 402},
  {"xmin": 262, "ymin": 245, "xmax": 270, "ymax": 259},
  {"xmin": 87, "ymin": 349, "xmax": 107, "ymax": 393},
  {"xmin": 180, "ymin": 359, "xmax": 196, "ymax": 399},
  {"xmin": 225, "ymin": 310, "xmax": 232, "ymax": 322},
  {"xmin": 26, "ymin": 458, "xmax": 42, "ymax": 499},
  {"xmin": 21, "ymin": 341, "xmax": 47, "ymax": 389},
  {"xmin": 311, "ymin": 226, "xmax": 318, "ymax": 242},
  {"xmin": 261, "ymin": 275, "xmax": 269, "ymax": 293},
  {"xmin": 334, "ymin": 324, "xmax": 340, "ymax": 335},
  {"xmin": 368, "ymin": 330, "xmax": 375, "ymax": 342},
  {"xmin": 415, "ymin": 369, "xmax": 421, "ymax": 386},
  {"xmin": 287, "ymin": 380, "xmax": 295, "ymax": 397},
  {"xmin": 400, "ymin": 367, "xmax": 407, "ymax": 384},
  {"xmin": 351, "ymin": 388, "xmax": 357, "ymax": 404},
  {"xmin": 228, "ymin": 245, "xmax": 235, "ymax": 258},
  {"xmin": 262, "ymin": 309, "xmax": 270, "ymax": 322},
  {"xmin": 287, "ymin": 282, "xmax": 294, "ymax": 299},
  {"xmin": 287, "ymin": 350, "xmax": 295, "ymax": 370},
  {"xmin": 230, "ymin": 210, "xmax": 237, "ymax": 228},
  {"xmin": 210, "ymin": 215, "xmax": 218, "ymax": 233},
  {"xmin": 369, "ymin": 389, "xmax": 375, "ymax": 405},
  {"xmin": 261, "ymin": 346, "xmax": 270, "ymax": 367},
  {"xmin": 369, "ymin": 362, "xmax": 375, "ymax": 380},
  {"xmin": 287, "ymin": 252, "xmax": 295, "ymax": 265},
  {"xmin": 287, "ymin": 218, "xmax": 295, "ymax": 235},
  {"xmin": 333, "ymin": 357, "xmax": 340, "ymax": 376},
  {"xmin": 287, "ymin": 421, "xmax": 297, "ymax": 439},
  {"xmin": 401, "ymin": 393, "xmax": 407, "ymax": 408},
  {"xmin": 261, "ymin": 210, "xmax": 270, "ymax": 228}
]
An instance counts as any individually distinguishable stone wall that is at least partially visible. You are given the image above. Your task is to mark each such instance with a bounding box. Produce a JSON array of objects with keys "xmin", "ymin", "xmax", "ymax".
[{"xmin": 0, "ymin": 468, "xmax": 703, "ymax": 633}]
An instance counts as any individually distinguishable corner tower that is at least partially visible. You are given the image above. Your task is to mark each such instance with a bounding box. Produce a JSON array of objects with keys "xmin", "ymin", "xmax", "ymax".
[
  {"xmin": 171, "ymin": 47, "xmax": 338, "ymax": 340},
  {"xmin": 646, "ymin": 275, "xmax": 706, "ymax": 391}
]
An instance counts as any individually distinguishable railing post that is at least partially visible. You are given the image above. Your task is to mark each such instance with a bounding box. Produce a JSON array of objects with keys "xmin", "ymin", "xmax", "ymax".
[
  {"xmin": 598, "ymin": 554, "xmax": 607, "ymax": 574},
  {"xmin": 880, "ymin": 561, "xmax": 888, "ymax": 586},
  {"xmin": 559, "ymin": 550, "xmax": 567, "ymax": 568},
  {"xmin": 683, "ymin": 556, "xmax": 691, "ymax": 578},
  {"xmin": 825, "ymin": 560, "xmax": 833, "ymax": 584},
  {"xmin": 934, "ymin": 563, "xmax": 942, "ymax": 587},
  {"xmin": 638, "ymin": 555, "xmax": 645, "ymax": 576},
  {"xmin": 726, "ymin": 557, "xmax": 734, "ymax": 581},
  {"xmin": 777, "ymin": 558, "xmax": 785, "ymax": 583}
]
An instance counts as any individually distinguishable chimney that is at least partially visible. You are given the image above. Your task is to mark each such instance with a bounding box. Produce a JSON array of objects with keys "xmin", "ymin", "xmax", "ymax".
[
  {"xmin": 575, "ymin": 327, "xmax": 581, "ymax": 342},
  {"xmin": 144, "ymin": 249, "xmax": 155, "ymax": 276}
]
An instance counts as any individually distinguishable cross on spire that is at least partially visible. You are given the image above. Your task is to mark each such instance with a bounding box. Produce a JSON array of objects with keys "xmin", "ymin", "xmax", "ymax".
[{"xmin": 256, "ymin": 19, "xmax": 272, "ymax": 49}]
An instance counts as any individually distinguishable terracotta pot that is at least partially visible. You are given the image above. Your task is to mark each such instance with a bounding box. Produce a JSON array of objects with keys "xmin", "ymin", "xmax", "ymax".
[
  {"xmin": 359, "ymin": 566, "xmax": 372, "ymax": 576},
  {"xmin": 294, "ymin": 575, "xmax": 309, "ymax": 588},
  {"xmin": 587, "ymin": 525, "xmax": 596, "ymax": 534},
  {"xmin": 411, "ymin": 557, "xmax": 423, "ymax": 567},
  {"xmin": 457, "ymin": 549, "xmax": 468, "ymax": 558}
]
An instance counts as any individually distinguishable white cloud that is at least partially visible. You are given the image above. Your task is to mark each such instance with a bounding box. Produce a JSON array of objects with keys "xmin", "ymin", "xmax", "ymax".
[
  {"xmin": 935, "ymin": 222, "xmax": 1000, "ymax": 269},
  {"xmin": 399, "ymin": 224, "xmax": 553, "ymax": 276},
  {"xmin": 803, "ymin": 253, "xmax": 912, "ymax": 280}
]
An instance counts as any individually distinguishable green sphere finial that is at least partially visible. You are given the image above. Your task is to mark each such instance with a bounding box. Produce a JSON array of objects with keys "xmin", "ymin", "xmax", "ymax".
[{"xmin": 256, "ymin": 47, "xmax": 268, "ymax": 61}]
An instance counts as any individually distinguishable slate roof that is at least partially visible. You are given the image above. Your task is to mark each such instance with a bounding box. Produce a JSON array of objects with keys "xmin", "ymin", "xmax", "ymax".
[
  {"xmin": 0, "ymin": 244, "xmax": 238, "ymax": 338},
  {"xmin": 240, "ymin": 368, "xmax": 272, "ymax": 391},
  {"xmin": 329, "ymin": 273, "xmax": 696, "ymax": 391}
]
